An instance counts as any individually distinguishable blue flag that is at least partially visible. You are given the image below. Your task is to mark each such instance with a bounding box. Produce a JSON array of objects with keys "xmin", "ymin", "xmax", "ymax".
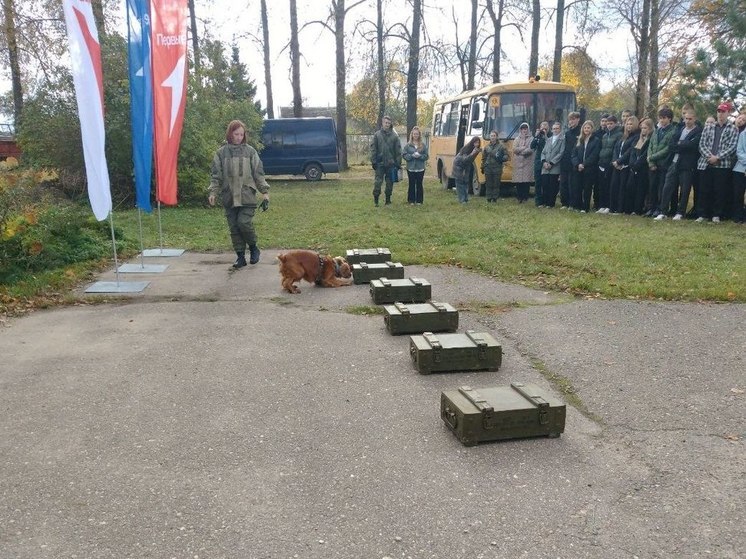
[{"xmin": 127, "ymin": 0, "xmax": 153, "ymax": 212}]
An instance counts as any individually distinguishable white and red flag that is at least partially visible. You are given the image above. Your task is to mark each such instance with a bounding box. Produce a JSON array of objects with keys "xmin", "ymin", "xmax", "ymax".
[
  {"xmin": 150, "ymin": 0, "xmax": 188, "ymax": 206},
  {"xmin": 62, "ymin": 0, "xmax": 112, "ymax": 221}
]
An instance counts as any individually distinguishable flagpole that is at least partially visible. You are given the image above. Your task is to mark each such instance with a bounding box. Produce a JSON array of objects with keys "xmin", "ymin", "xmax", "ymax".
[
  {"xmin": 85, "ymin": 211, "xmax": 149, "ymax": 293},
  {"xmin": 109, "ymin": 212, "xmax": 121, "ymax": 285},
  {"xmin": 142, "ymin": 200, "xmax": 184, "ymax": 257},
  {"xmin": 117, "ymin": 207, "xmax": 168, "ymax": 273},
  {"xmin": 157, "ymin": 200, "xmax": 164, "ymax": 251}
]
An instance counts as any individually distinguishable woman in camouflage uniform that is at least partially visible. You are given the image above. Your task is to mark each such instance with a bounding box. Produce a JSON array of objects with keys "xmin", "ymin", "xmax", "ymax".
[
  {"xmin": 208, "ymin": 120, "xmax": 270, "ymax": 269},
  {"xmin": 481, "ymin": 131, "xmax": 508, "ymax": 203}
]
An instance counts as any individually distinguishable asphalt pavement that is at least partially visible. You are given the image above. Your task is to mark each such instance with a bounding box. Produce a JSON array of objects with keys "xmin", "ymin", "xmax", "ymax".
[{"xmin": 1, "ymin": 250, "xmax": 743, "ymax": 559}]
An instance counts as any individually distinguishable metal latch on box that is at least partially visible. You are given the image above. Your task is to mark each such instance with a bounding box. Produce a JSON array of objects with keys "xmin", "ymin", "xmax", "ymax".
[
  {"xmin": 458, "ymin": 386, "xmax": 496, "ymax": 429},
  {"xmin": 511, "ymin": 382, "xmax": 550, "ymax": 425},
  {"xmin": 423, "ymin": 332, "xmax": 441, "ymax": 362},
  {"xmin": 466, "ymin": 330, "xmax": 488, "ymax": 360},
  {"xmin": 394, "ymin": 302, "xmax": 410, "ymax": 315}
]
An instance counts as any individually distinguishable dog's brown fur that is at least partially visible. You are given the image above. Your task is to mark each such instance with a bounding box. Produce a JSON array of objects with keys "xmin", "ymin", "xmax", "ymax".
[{"xmin": 277, "ymin": 249, "xmax": 353, "ymax": 294}]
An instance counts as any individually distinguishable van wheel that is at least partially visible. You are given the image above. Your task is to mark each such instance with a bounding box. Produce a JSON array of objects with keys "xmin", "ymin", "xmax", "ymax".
[{"xmin": 304, "ymin": 163, "xmax": 323, "ymax": 181}]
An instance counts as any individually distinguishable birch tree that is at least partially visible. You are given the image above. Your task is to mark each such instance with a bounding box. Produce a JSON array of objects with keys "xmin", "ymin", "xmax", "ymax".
[
  {"xmin": 259, "ymin": 0, "xmax": 274, "ymax": 118},
  {"xmin": 289, "ymin": 0, "xmax": 302, "ymax": 116}
]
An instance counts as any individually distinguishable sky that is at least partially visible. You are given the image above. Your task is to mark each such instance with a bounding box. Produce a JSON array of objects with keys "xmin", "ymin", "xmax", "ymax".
[
  {"xmin": 0, "ymin": 0, "xmax": 635, "ymax": 123},
  {"xmin": 207, "ymin": 0, "xmax": 634, "ymax": 115}
]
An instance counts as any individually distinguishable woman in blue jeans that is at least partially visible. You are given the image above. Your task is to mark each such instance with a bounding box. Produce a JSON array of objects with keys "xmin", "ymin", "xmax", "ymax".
[
  {"xmin": 402, "ymin": 126, "xmax": 429, "ymax": 204},
  {"xmin": 452, "ymin": 136, "xmax": 482, "ymax": 203}
]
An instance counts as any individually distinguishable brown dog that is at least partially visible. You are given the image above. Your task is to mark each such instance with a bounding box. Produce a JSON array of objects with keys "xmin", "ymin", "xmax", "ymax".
[{"xmin": 277, "ymin": 249, "xmax": 353, "ymax": 294}]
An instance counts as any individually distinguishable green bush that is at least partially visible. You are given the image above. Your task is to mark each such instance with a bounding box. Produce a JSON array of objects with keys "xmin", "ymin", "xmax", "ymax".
[{"xmin": 0, "ymin": 169, "xmax": 120, "ymax": 285}]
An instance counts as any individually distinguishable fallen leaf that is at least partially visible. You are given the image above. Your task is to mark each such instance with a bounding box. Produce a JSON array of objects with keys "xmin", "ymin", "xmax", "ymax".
[
  {"xmin": 724, "ymin": 434, "xmax": 740, "ymax": 441},
  {"xmin": 730, "ymin": 388, "xmax": 745, "ymax": 394}
]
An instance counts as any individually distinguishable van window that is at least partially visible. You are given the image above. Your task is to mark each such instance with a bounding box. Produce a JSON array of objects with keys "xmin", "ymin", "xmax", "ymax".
[
  {"xmin": 296, "ymin": 130, "xmax": 330, "ymax": 147},
  {"xmin": 262, "ymin": 131, "xmax": 297, "ymax": 147}
]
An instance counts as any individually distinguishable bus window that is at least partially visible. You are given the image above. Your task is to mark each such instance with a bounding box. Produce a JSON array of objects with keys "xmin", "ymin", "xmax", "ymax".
[
  {"xmin": 433, "ymin": 109, "xmax": 442, "ymax": 136},
  {"xmin": 485, "ymin": 92, "xmax": 533, "ymax": 139},
  {"xmin": 443, "ymin": 101, "xmax": 460, "ymax": 136},
  {"xmin": 469, "ymin": 97, "xmax": 486, "ymax": 135},
  {"xmin": 536, "ymin": 92, "xmax": 576, "ymax": 128}
]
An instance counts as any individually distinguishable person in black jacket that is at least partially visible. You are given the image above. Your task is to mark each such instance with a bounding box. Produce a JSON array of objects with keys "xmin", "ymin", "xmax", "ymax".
[
  {"xmin": 570, "ymin": 120, "xmax": 601, "ymax": 212},
  {"xmin": 559, "ymin": 112, "xmax": 581, "ymax": 208},
  {"xmin": 597, "ymin": 115, "xmax": 623, "ymax": 213},
  {"xmin": 608, "ymin": 116, "xmax": 640, "ymax": 214},
  {"xmin": 654, "ymin": 110, "xmax": 703, "ymax": 220},
  {"xmin": 530, "ymin": 121, "xmax": 550, "ymax": 206},
  {"xmin": 626, "ymin": 118, "xmax": 653, "ymax": 214}
]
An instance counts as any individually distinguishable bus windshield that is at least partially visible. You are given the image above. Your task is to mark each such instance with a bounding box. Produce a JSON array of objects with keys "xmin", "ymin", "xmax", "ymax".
[{"xmin": 484, "ymin": 91, "xmax": 576, "ymax": 139}]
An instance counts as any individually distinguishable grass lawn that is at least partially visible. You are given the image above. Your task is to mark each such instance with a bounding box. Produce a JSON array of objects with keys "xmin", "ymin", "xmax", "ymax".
[{"xmin": 111, "ymin": 169, "xmax": 745, "ymax": 303}]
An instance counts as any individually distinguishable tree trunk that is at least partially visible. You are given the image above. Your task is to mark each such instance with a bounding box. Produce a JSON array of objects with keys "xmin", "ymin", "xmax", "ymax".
[
  {"xmin": 376, "ymin": 0, "xmax": 384, "ymax": 127},
  {"xmin": 529, "ymin": 0, "xmax": 540, "ymax": 78},
  {"xmin": 289, "ymin": 0, "xmax": 303, "ymax": 117},
  {"xmin": 334, "ymin": 0, "xmax": 347, "ymax": 169},
  {"xmin": 467, "ymin": 0, "xmax": 477, "ymax": 89},
  {"xmin": 91, "ymin": 0, "xmax": 105, "ymax": 38},
  {"xmin": 2, "ymin": 0, "xmax": 23, "ymax": 127},
  {"xmin": 260, "ymin": 0, "xmax": 274, "ymax": 118},
  {"xmin": 406, "ymin": 0, "xmax": 421, "ymax": 134},
  {"xmin": 648, "ymin": 0, "xmax": 660, "ymax": 117},
  {"xmin": 553, "ymin": 0, "xmax": 564, "ymax": 81},
  {"xmin": 635, "ymin": 0, "xmax": 651, "ymax": 118},
  {"xmin": 188, "ymin": 0, "xmax": 201, "ymax": 76},
  {"xmin": 485, "ymin": 0, "xmax": 505, "ymax": 83}
]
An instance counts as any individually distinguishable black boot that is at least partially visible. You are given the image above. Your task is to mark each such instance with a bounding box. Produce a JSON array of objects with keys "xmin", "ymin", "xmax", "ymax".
[
  {"xmin": 248, "ymin": 244, "xmax": 261, "ymax": 264},
  {"xmin": 385, "ymin": 195, "xmax": 391, "ymax": 205},
  {"xmin": 374, "ymin": 195, "xmax": 379, "ymax": 207},
  {"xmin": 233, "ymin": 251, "xmax": 247, "ymax": 269}
]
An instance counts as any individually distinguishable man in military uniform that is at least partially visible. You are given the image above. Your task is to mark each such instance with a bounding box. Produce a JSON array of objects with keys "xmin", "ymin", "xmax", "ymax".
[{"xmin": 370, "ymin": 115, "xmax": 402, "ymax": 206}]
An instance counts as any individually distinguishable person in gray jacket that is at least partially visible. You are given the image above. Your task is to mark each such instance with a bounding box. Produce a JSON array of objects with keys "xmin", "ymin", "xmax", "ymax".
[
  {"xmin": 208, "ymin": 120, "xmax": 270, "ymax": 269},
  {"xmin": 540, "ymin": 122, "xmax": 566, "ymax": 207},
  {"xmin": 370, "ymin": 115, "xmax": 402, "ymax": 206},
  {"xmin": 402, "ymin": 126, "xmax": 429, "ymax": 204}
]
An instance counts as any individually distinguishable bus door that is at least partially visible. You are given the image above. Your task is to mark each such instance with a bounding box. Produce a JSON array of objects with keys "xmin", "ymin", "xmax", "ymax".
[{"xmin": 455, "ymin": 102, "xmax": 471, "ymax": 152}]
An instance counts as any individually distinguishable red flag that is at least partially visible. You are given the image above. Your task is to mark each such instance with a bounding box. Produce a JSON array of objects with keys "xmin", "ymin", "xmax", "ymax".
[{"xmin": 150, "ymin": 0, "xmax": 187, "ymax": 205}]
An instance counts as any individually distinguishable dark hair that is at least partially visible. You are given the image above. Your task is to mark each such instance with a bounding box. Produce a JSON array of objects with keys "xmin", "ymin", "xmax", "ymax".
[
  {"xmin": 459, "ymin": 136, "xmax": 481, "ymax": 155},
  {"xmin": 607, "ymin": 115, "xmax": 618, "ymax": 123},
  {"xmin": 569, "ymin": 111, "xmax": 581, "ymax": 120},
  {"xmin": 225, "ymin": 120, "xmax": 247, "ymax": 144},
  {"xmin": 658, "ymin": 107, "xmax": 674, "ymax": 120}
]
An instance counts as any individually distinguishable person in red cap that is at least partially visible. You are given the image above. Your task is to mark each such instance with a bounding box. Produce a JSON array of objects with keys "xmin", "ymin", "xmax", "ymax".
[{"xmin": 696, "ymin": 102, "xmax": 738, "ymax": 223}]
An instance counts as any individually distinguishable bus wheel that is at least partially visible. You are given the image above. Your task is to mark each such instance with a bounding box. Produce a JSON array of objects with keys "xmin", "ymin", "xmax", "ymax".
[
  {"xmin": 304, "ymin": 163, "xmax": 323, "ymax": 181},
  {"xmin": 471, "ymin": 165, "xmax": 485, "ymax": 196},
  {"xmin": 440, "ymin": 169, "xmax": 451, "ymax": 189}
]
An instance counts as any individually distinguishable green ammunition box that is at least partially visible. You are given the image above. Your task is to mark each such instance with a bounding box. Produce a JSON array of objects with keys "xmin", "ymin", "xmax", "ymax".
[
  {"xmin": 383, "ymin": 301, "xmax": 458, "ymax": 334},
  {"xmin": 441, "ymin": 383, "xmax": 566, "ymax": 446},
  {"xmin": 345, "ymin": 248, "xmax": 392, "ymax": 265},
  {"xmin": 370, "ymin": 277, "xmax": 432, "ymax": 305},
  {"xmin": 409, "ymin": 330, "xmax": 502, "ymax": 374},
  {"xmin": 352, "ymin": 261, "xmax": 405, "ymax": 284}
]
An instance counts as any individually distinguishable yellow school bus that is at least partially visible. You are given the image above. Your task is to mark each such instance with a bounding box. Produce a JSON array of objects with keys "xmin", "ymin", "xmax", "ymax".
[{"xmin": 430, "ymin": 80, "xmax": 577, "ymax": 191}]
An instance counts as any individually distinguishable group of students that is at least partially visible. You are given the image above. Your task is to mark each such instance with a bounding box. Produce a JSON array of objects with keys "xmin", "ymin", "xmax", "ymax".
[{"xmin": 527, "ymin": 104, "xmax": 746, "ymax": 223}]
